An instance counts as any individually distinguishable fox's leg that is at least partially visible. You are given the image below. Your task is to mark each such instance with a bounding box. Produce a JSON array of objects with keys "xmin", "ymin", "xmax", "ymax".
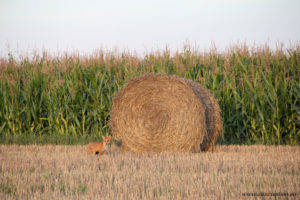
[{"xmin": 98, "ymin": 150, "xmax": 106, "ymax": 157}]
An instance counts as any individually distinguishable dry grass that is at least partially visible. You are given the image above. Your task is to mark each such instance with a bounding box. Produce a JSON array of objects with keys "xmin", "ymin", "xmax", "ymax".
[{"xmin": 0, "ymin": 145, "xmax": 299, "ymax": 199}]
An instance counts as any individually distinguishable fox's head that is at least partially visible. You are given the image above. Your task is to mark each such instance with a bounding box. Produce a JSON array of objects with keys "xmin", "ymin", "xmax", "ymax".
[{"xmin": 102, "ymin": 135, "xmax": 111, "ymax": 145}]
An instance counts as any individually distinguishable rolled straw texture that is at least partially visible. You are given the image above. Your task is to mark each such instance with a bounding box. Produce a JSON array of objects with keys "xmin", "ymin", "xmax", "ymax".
[
  {"xmin": 184, "ymin": 79, "xmax": 223, "ymax": 152},
  {"xmin": 110, "ymin": 74, "xmax": 207, "ymax": 153}
]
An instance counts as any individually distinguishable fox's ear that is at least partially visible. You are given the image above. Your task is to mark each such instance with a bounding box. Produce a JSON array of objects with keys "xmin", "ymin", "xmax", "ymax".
[{"xmin": 102, "ymin": 135, "xmax": 105, "ymax": 139}]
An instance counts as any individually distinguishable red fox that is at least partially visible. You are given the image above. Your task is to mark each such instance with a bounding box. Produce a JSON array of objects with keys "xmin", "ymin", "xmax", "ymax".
[{"xmin": 87, "ymin": 136, "xmax": 111, "ymax": 157}]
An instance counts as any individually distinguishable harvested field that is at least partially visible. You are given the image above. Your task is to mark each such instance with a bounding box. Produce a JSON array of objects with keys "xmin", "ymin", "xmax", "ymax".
[{"xmin": 0, "ymin": 145, "xmax": 299, "ymax": 199}]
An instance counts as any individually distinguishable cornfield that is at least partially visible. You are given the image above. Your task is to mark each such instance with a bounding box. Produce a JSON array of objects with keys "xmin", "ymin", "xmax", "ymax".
[{"xmin": 0, "ymin": 43, "xmax": 299, "ymax": 145}]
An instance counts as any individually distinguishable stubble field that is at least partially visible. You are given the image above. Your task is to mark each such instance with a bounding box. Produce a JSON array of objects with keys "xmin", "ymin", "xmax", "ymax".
[{"xmin": 0, "ymin": 145, "xmax": 299, "ymax": 199}]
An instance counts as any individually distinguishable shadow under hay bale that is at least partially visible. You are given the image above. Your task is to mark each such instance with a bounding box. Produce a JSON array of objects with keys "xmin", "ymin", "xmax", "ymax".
[{"xmin": 110, "ymin": 74, "xmax": 222, "ymax": 153}]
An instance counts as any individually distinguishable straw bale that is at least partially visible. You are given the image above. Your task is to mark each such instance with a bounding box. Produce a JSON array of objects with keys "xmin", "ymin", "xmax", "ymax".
[
  {"xmin": 184, "ymin": 79, "xmax": 223, "ymax": 152},
  {"xmin": 110, "ymin": 74, "xmax": 222, "ymax": 153}
]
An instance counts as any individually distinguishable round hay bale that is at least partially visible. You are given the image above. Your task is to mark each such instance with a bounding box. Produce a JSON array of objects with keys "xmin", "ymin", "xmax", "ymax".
[
  {"xmin": 110, "ymin": 74, "xmax": 207, "ymax": 153},
  {"xmin": 184, "ymin": 79, "xmax": 223, "ymax": 152}
]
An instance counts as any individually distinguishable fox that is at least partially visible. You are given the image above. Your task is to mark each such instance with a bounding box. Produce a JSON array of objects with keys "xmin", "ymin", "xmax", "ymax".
[{"xmin": 87, "ymin": 136, "xmax": 111, "ymax": 157}]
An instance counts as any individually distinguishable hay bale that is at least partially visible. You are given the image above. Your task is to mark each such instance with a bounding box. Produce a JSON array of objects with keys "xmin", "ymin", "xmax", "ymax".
[
  {"xmin": 110, "ymin": 74, "xmax": 222, "ymax": 153},
  {"xmin": 184, "ymin": 79, "xmax": 223, "ymax": 152}
]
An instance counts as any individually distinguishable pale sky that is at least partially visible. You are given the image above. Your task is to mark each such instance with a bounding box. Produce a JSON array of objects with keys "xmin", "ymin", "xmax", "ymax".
[{"xmin": 0, "ymin": 0, "xmax": 300, "ymax": 57}]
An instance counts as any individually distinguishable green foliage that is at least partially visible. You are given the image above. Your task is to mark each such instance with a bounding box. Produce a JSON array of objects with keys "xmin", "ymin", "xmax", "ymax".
[
  {"xmin": 0, "ymin": 45, "xmax": 299, "ymax": 145},
  {"xmin": 0, "ymin": 182, "xmax": 17, "ymax": 195}
]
